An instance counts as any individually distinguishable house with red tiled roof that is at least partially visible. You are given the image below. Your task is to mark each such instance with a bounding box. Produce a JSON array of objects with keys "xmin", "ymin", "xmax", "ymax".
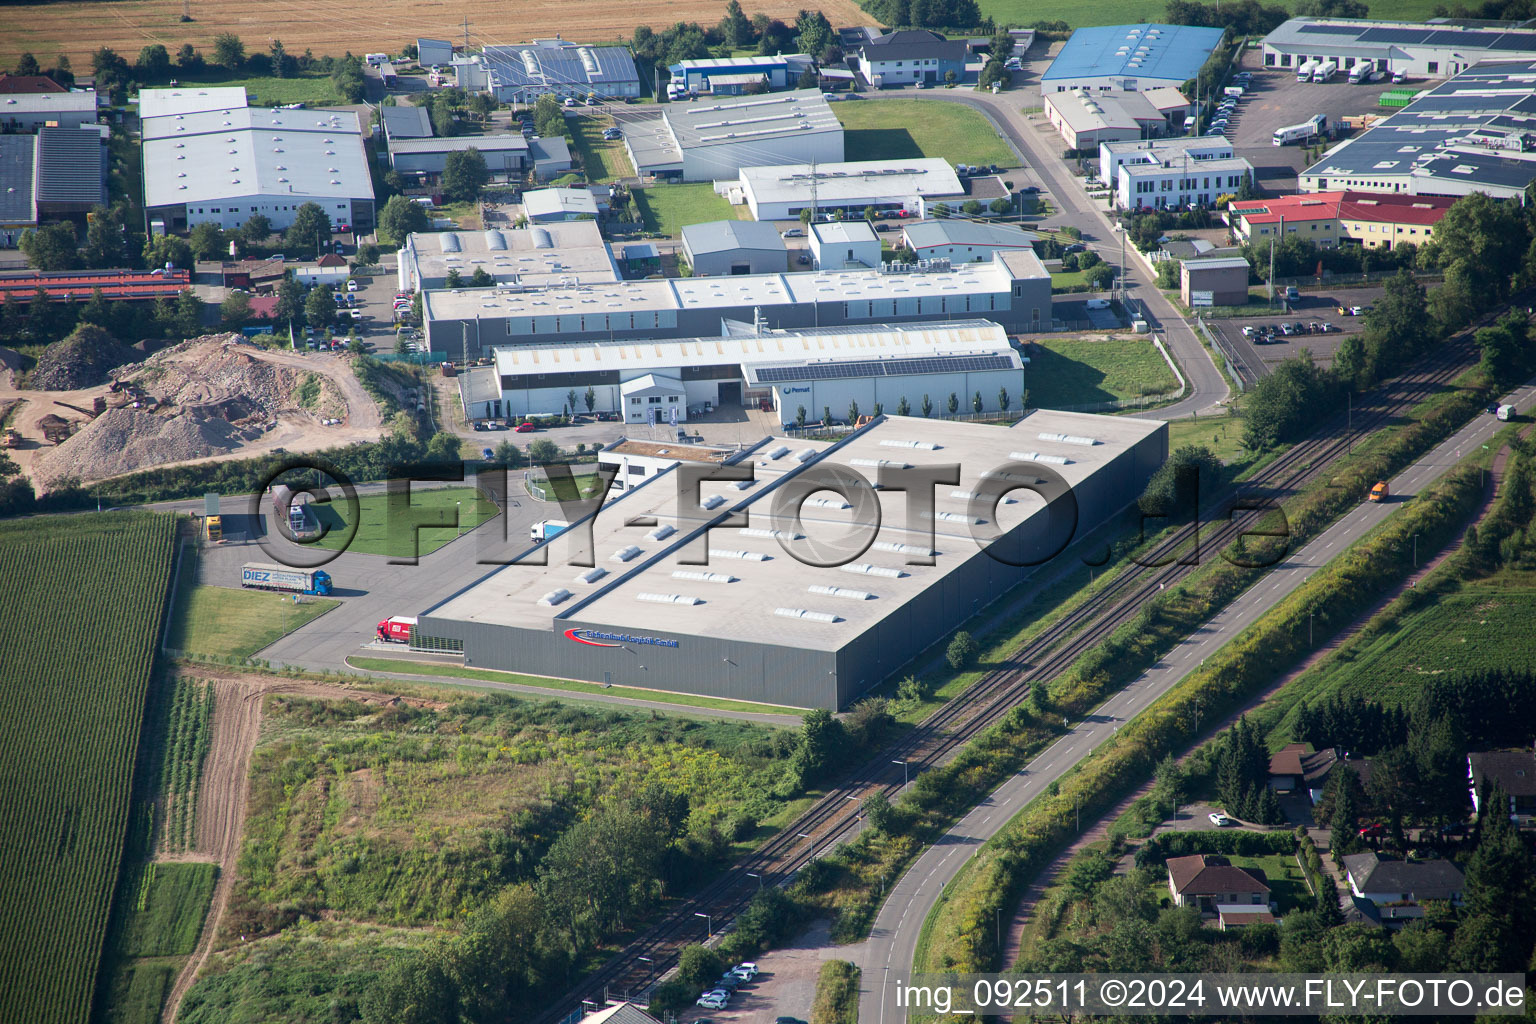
[
  {"xmin": 1166, "ymin": 854, "xmax": 1271, "ymax": 915},
  {"xmin": 1226, "ymin": 191, "xmax": 1456, "ymax": 250},
  {"xmin": 0, "ymin": 74, "xmax": 68, "ymax": 94}
]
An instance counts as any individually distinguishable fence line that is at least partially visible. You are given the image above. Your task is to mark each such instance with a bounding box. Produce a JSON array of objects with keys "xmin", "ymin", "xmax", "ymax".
[{"xmin": 1198, "ymin": 317, "xmax": 1248, "ymax": 393}]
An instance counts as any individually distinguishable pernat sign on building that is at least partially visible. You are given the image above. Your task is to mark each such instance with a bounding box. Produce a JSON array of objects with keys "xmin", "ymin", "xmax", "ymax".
[{"xmin": 1190, "ymin": 290, "xmax": 1214, "ymax": 307}]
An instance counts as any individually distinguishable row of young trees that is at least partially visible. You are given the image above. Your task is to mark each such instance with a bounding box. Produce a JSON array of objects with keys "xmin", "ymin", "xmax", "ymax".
[
  {"xmin": 632, "ymin": 6, "xmax": 840, "ymax": 68},
  {"xmin": 787, "ymin": 387, "xmax": 1016, "ymax": 427}
]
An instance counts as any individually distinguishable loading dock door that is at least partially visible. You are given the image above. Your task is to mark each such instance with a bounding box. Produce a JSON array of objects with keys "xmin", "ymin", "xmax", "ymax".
[{"xmin": 718, "ymin": 381, "xmax": 743, "ymax": 406}]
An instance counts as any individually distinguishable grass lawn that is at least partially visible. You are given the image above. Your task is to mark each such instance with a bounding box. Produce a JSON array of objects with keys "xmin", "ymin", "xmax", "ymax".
[
  {"xmin": 309, "ymin": 485, "xmax": 499, "ymax": 556},
  {"xmin": 143, "ymin": 69, "xmax": 342, "ymax": 108},
  {"xmin": 347, "ymin": 657, "xmax": 805, "ymax": 717},
  {"xmin": 833, "ymin": 99, "xmax": 1014, "ymax": 168},
  {"xmin": 569, "ymin": 118, "xmax": 633, "ymax": 183},
  {"xmin": 979, "ymin": 0, "xmax": 1445, "ymax": 27},
  {"xmin": 120, "ymin": 863, "xmax": 217, "ymax": 958},
  {"xmin": 533, "ymin": 470, "xmax": 604, "ymax": 502},
  {"xmin": 1166, "ymin": 415, "xmax": 1248, "ymax": 466},
  {"xmin": 1226, "ymin": 853, "xmax": 1311, "ymax": 914},
  {"xmin": 631, "ymin": 183, "xmax": 735, "ymax": 237},
  {"xmin": 431, "ymin": 201, "xmax": 480, "ymax": 230},
  {"xmin": 167, "ymin": 584, "xmax": 337, "ymax": 660},
  {"xmin": 1051, "ymin": 269, "xmax": 1089, "ymax": 292},
  {"xmin": 1026, "ymin": 337, "xmax": 1178, "ymax": 408}
]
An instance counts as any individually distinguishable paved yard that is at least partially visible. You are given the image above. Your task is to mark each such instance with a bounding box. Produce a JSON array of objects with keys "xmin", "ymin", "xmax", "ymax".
[{"xmin": 692, "ymin": 919, "xmax": 832, "ymax": 1024}]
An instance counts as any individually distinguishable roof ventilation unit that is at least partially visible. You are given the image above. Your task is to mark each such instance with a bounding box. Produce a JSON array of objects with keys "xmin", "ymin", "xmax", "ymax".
[
  {"xmin": 574, "ymin": 567, "xmax": 608, "ymax": 584},
  {"xmin": 647, "ymin": 524, "xmax": 676, "ymax": 542},
  {"xmin": 767, "ymin": 445, "xmax": 791, "ymax": 459},
  {"xmin": 880, "ymin": 439, "xmax": 941, "ymax": 450},
  {"xmin": 611, "ymin": 545, "xmax": 643, "ymax": 562},
  {"xmin": 440, "ymin": 233, "xmax": 462, "ymax": 253},
  {"xmin": 538, "ymin": 588, "xmax": 573, "ymax": 606},
  {"xmin": 1010, "ymin": 451, "xmax": 1072, "ymax": 465},
  {"xmin": 850, "ymin": 457, "xmax": 909, "ymax": 469},
  {"xmin": 873, "ymin": 541, "xmax": 934, "ymax": 556},
  {"xmin": 637, "ymin": 592, "xmax": 701, "ymax": 605},
  {"xmin": 673, "ymin": 570, "xmax": 735, "ymax": 583},
  {"xmin": 741, "ymin": 528, "xmax": 801, "ymax": 540},
  {"xmin": 731, "ymin": 479, "xmax": 753, "ymax": 491},
  {"xmin": 710, "ymin": 548, "xmax": 770, "ymax": 561},
  {"xmin": 843, "ymin": 562, "xmax": 904, "ymax": 578},
  {"xmin": 701, "ymin": 495, "xmax": 726, "ymax": 510},
  {"xmin": 808, "ymin": 584, "xmax": 873, "ymax": 600},
  {"xmin": 805, "ymin": 497, "xmax": 851, "ymax": 510},
  {"xmin": 485, "ymin": 230, "xmax": 507, "ymax": 250},
  {"xmin": 774, "ymin": 607, "xmax": 840, "ymax": 623},
  {"xmin": 794, "ymin": 448, "xmax": 817, "ymax": 462},
  {"xmin": 1038, "ymin": 432, "xmax": 1098, "ymax": 446}
]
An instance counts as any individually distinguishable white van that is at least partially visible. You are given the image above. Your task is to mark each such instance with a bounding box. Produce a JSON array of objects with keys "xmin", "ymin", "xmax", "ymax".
[{"xmin": 1085, "ymin": 298, "xmax": 1111, "ymax": 310}]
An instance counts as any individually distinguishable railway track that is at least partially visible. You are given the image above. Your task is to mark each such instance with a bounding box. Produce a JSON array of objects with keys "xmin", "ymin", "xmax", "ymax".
[{"xmin": 538, "ymin": 325, "xmax": 1490, "ymax": 1022}]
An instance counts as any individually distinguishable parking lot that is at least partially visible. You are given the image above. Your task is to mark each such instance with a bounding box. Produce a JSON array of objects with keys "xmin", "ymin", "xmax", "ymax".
[
  {"xmin": 1209, "ymin": 284, "xmax": 1385, "ymax": 376},
  {"xmin": 1219, "ymin": 52, "xmax": 1420, "ymax": 193}
]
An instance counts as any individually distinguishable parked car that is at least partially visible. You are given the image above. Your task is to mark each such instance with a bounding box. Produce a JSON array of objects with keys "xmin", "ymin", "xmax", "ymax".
[
  {"xmin": 1021, "ymin": 185, "xmax": 1040, "ymax": 194},
  {"xmin": 515, "ymin": 421, "xmax": 536, "ymax": 432},
  {"xmin": 875, "ymin": 223, "xmax": 893, "ymax": 232},
  {"xmin": 1209, "ymin": 812, "xmax": 1235, "ymax": 827},
  {"xmin": 697, "ymin": 992, "xmax": 729, "ymax": 1010},
  {"xmin": 473, "ymin": 421, "xmax": 488, "ymax": 432},
  {"xmin": 596, "ymin": 411, "xmax": 621, "ymax": 422},
  {"xmin": 1279, "ymin": 322, "xmax": 1294, "ymax": 336},
  {"xmin": 563, "ymin": 97, "xmax": 576, "ymax": 107},
  {"xmin": 733, "ymin": 963, "xmax": 759, "ymax": 980},
  {"xmin": 1358, "ymin": 823, "xmax": 1387, "ymax": 838},
  {"xmin": 797, "ymin": 253, "xmax": 811, "ymax": 264},
  {"xmin": 783, "ymin": 228, "xmax": 804, "ymax": 237}
]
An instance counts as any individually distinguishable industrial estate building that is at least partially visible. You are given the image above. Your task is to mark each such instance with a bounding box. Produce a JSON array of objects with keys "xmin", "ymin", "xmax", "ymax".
[
  {"xmin": 464, "ymin": 319, "xmax": 1024, "ymax": 424},
  {"xmin": 0, "ymin": 88, "xmax": 97, "ymax": 132},
  {"xmin": 1300, "ymin": 61, "xmax": 1536, "ymax": 200},
  {"xmin": 1098, "ymin": 135, "xmax": 1232, "ymax": 190},
  {"xmin": 1043, "ymin": 87, "xmax": 1192, "ymax": 149},
  {"xmin": 1225, "ymin": 191, "xmax": 1456, "ymax": 249},
  {"xmin": 1116, "ymin": 151, "xmax": 1254, "ymax": 210},
  {"xmin": 900, "ymin": 221, "xmax": 1038, "ymax": 263},
  {"xmin": 737, "ymin": 158, "xmax": 964, "ymax": 221},
  {"xmin": 422, "ymin": 249, "xmax": 1052, "ymax": 356},
  {"xmin": 397, "ymin": 223, "xmax": 620, "ymax": 293},
  {"xmin": 1042, "ymin": 23, "xmax": 1225, "ymax": 93},
  {"xmin": 416, "ymin": 412, "xmax": 1167, "ymax": 709},
  {"xmin": 388, "ymin": 134, "xmax": 532, "ymax": 176},
  {"xmin": 1261, "ymin": 17, "xmax": 1536, "ymax": 78},
  {"xmin": 809, "ymin": 221, "xmax": 881, "ymax": 270},
  {"xmin": 0, "ymin": 126, "xmax": 107, "ymax": 244},
  {"xmin": 624, "ymin": 90, "xmax": 844, "ymax": 182},
  {"xmin": 668, "ymin": 54, "xmax": 815, "ymax": 95},
  {"xmin": 851, "ymin": 30, "xmax": 971, "ymax": 88},
  {"xmin": 455, "ymin": 40, "xmax": 642, "ymax": 102},
  {"xmin": 1179, "ymin": 255, "xmax": 1251, "ymax": 307},
  {"xmin": 139, "ymin": 87, "xmax": 373, "ymax": 234},
  {"xmin": 681, "ymin": 220, "xmax": 788, "ymax": 276}
]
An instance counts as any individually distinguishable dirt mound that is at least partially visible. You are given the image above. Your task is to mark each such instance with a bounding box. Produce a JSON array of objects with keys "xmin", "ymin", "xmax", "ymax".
[
  {"xmin": 29, "ymin": 325, "xmax": 136, "ymax": 390},
  {"xmin": 33, "ymin": 406, "xmax": 258, "ymax": 483}
]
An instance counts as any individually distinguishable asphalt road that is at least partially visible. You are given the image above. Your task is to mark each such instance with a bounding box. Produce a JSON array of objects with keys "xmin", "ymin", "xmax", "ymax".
[
  {"xmin": 857, "ymin": 86, "xmax": 1230, "ymax": 418},
  {"xmin": 853, "ymin": 380, "xmax": 1536, "ymax": 1024}
]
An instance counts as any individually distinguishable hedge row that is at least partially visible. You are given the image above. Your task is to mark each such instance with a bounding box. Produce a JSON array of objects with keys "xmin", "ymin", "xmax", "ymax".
[
  {"xmin": 1135, "ymin": 828, "xmax": 1294, "ymax": 867},
  {"xmin": 917, "ymin": 461, "xmax": 1486, "ymax": 975}
]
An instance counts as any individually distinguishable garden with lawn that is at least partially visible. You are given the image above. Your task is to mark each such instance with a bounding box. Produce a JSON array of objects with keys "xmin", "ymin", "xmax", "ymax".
[
  {"xmin": 832, "ymin": 100, "xmax": 1014, "ymax": 169},
  {"xmin": 632, "ymin": 183, "xmax": 736, "ymax": 237},
  {"xmin": 309, "ymin": 485, "xmax": 499, "ymax": 557}
]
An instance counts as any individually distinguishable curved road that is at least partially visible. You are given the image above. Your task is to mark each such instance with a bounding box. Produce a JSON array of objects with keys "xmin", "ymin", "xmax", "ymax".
[
  {"xmin": 858, "ymin": 86, "xmax": 1230, "ymax": 418},
  {"xmin": 850, "ymin": 373, "xmax": 1535, "ymax": 1024}
]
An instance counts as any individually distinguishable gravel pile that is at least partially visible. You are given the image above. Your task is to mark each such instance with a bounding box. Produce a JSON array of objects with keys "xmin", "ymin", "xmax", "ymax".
[
  {"xmin": 116, "ymin": 334, "xmax": 299, "ymax": 418},
  {"xmin": 29, "ymin": 326, "xmax": 136, "ymax": 390},
  {"xmin": 34, "ymin": 406, "xmax": 258, "ymax": 484}
]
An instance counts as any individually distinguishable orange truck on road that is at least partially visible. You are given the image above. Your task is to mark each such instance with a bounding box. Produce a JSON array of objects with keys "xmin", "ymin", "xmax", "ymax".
[{"xmin": 1369, "ymin": 481, "xmax": 1390, "ymax": 502}]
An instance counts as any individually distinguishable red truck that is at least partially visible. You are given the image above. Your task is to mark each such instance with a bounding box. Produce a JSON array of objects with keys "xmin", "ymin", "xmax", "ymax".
[{"xmin": 376, "ymin": 615, "xmax": 417, "ymax": 643}]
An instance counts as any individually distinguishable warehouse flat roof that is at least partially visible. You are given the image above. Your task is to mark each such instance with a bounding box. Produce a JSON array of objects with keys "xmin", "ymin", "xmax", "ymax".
[
  {"xmin": 1263, "ymin": 16, "xmax": 1536, "ymax": 57},
  {"xmin": 1102, "ymin": 135, "xmax": 1231, "ymax": 161},
  {"xmin": 902, "ymin": 220, "xmax": 1038, "ymax": 250},
  {"xmin": 671, "ymin": 54, "xmax": 810, "ymax": 74},
  {"xmin": 424, "ymin": 251, "xmax": 1044, "ymax": 321},
  {"xmin": 137, "ymin": 86, "xmax": 245, "ymax": 118},
  {"xmin": 682, "ymin": 219, "xmax": 787, "ymax": 255},
  {"xmin": 1302, "ymin": 60, "xmax": 1536, "ymax": 193},
  {"xmin": 428, "ymin": 411, "xmax": 1164, "ymax": 649},
  {"xmin": 481, "ymin": 41, "xmax": 640, "ymax": 90},
  {"xmin": 605, "ymin": 439, "xmax": 736, "ymax": 463},
  {"xmin": 142, "ymin": 105, "xmax": 370, "ymax": 207},
  {"xmin": 740, "ymin": 157, "xmax": 963, "ymax": 206},
  {"xmin": 1048, "ymin": 88, "xmax": 1169, "ymax": 133},
  {"xmin": 404, "ymin": 222, "xmax": 619, "ymax": 287},
  {"xmin": 0, "ymin": 135, "xmax": 36, "ymax": 224},
  {"xmin": 1, "ymin": 88, "xmax": 97, "ymax": 117},
  {"xmin": 380, "ymin": 104, "xmax": 434, "ymax": 140},
  {"xmin": 1121, "ymin": 155, "xmax": 1254, "ymax": 178},
  {"xmin": 1043, "ymin": 23, "xmax": 1225, "ymax": 83},
  {"xmin": 493, "ymin": 319, "xmax": 1012, "ymax": 377},
  {"xmin": 665, "ymin": 89, "xmax": 841, "ymax": 151},
  {"xmin": 389, "ymin": 134, "xmax": 529, "ymax": 155}
]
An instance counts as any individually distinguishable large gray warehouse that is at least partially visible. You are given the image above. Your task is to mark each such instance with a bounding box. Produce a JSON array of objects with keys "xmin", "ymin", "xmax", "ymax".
[
  {"xmin": 423, "ymin": 249, "xmax": 1052, "ymax": 357},
  {"xmin": 417, "ymin": 412, "xmax": 1167, "ymax": 709}
]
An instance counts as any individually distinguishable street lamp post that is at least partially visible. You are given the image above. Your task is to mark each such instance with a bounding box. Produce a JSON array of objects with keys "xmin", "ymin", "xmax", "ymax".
[
  {"xmin": 746, "ymin": 871, "xmax": 762, "ymax": 889},
  {"xmin": 694, "ymin": 911, "xmax": 711, "ymax": 940},
  {"xmin": 844, "ymin": 793, "xmax": 862, "ymax": 829},
  {"xmin": 638, "ymin": 956, "xmax": 654, "ymax": 988},
  {"xmin": 892, "ymin": 759, "xmax": 908, "ymax": 789},
  {"xmin": 798, "ymin": 831, "xmax": 815, "ymax": 860}
]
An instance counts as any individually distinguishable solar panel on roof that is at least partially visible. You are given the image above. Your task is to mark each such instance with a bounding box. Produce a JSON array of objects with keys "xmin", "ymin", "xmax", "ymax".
[
  {"xmin": 1296, "ymin": 23, "xmax": 1353, "ymax": 35},
  {"xmin": 1358, "ymin": 27, "xmax": 1434, "ymax": 44},
  {"xmin": 1486, "ymin": 33, "xmax": 1536, "ymax": 49},
  {"xmin": 753, "ymin": 353, "xmax": 1014, "ymax": 383}
]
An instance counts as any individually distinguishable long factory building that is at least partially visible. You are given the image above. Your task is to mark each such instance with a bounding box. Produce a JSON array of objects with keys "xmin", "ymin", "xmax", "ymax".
[
  {"xmin": 423, "ymin": 249, "xmax": 1052, "ymax": 358},
  {"xmin": 418, "ymin": 412, "xmax": 1167, "ymax": 709}
]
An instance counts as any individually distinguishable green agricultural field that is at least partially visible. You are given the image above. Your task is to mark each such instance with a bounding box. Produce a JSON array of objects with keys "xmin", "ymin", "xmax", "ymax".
[
  {"xmin": 104, "ymin": 962, "xmax": 177, "ymax": 1024},
  {"xmin": 569, "ymin": 116, "xmax": 634, "ymax": 183},
  {"xmin": 119, "ymin": 862, "xmax": 217, "ymax": 958},
  {"xmin": 832, "ymin": 99, "xmax": 1014, "ymax": 168},
  {"xmin": 309, "ymin": 485, "xmax": 500, "ymax": 556},
  {"xmin": 167, "ymin": 584, "xmax": 337, "ymax": 661},
  {"xmin": 632, "ymin": 182, "xmax": 737, "ymax": 237},
  {"xmin": 1025, "ymin": 337, "xmax": 1179, "ymax": 408},
  {"xmin": 1300, "ymin": 574, "xmax": 1536, "ymax": 707},
  {"xmin": 0, "ymin": 512, "xmax": 178, "ymax": 1024}
]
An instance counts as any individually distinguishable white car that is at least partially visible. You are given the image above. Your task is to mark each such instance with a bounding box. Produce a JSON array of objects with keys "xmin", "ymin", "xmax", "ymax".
[
  {"xmin": 697, "ymin": 991, "xmax": 729, "ymax": 1009},
  {"xmin": 1241, "ymin": 325, "xmax": 1255, "ymax": 337},
  {"xmin": 733, "ymin": 962, "xmax": 759, "ymax": 980},
  {"xmin": 1209, "ymin": 812, "xmax": 1235, "ymax": 827},
  {"xmin": 346, "ymin": 279, "xmax": 358, "ymax": 292}
]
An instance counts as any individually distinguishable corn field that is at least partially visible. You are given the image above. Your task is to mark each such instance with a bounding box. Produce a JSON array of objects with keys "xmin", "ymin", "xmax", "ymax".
[
  {"xmin": 0, "ymin": 512, "xmax": 178, "ymax": 1024},
  {"xmin": 158, "ymin": 678, "xmax": 214, "ymax": 854}
]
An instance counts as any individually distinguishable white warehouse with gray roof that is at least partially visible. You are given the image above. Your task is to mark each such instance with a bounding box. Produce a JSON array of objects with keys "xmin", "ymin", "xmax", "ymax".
[{"xmin": 417, "ymin": 412, "xmax": 1167, "ymax": 709}]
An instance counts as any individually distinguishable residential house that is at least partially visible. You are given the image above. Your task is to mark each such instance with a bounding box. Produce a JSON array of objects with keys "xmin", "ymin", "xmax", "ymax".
[
  {"xmin": 1166, "ymin": 854, "xmax": 1271, "ymax": 915},
  {"xmin": 1268, "ymin": 742, "xmax": 1340, "ymax": 803},
  {"xmin": 1468, "ymin": 749, "xmax": 1536, "ymax": 826},
  {"xmin": 1342, "ymin": 852, "xmax": 1464, "ymax": 924}
]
